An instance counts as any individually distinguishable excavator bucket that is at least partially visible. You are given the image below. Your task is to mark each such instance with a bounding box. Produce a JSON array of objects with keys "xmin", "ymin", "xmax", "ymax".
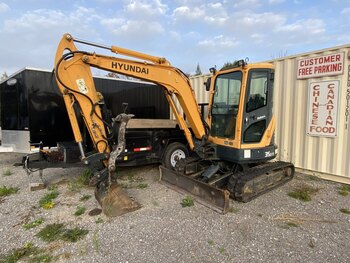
[
  {"xmin": 95, "ymin": 182, "xmax": 140, "ymax": 217},
  {"xmin": 94, "ymin": 113, "xmax": 140, "ymax": 217}
]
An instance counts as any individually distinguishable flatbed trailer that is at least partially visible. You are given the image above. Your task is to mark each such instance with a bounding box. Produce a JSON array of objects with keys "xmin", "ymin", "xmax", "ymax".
[{"xmin": 23, "ymin": 118, "xmax": 189, "ymax": 172}]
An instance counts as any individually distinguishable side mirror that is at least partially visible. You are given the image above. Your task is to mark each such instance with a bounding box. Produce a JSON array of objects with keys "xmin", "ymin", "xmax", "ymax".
[{"xmin": 205, "ymin": 77, "xmax": 211, "ymax": 91}]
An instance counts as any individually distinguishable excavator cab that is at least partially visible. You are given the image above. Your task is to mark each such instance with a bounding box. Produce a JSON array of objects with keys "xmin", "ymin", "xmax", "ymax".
[{"xmin": 207, "ymin": 61, "xmax": 277, "ymax": 164}]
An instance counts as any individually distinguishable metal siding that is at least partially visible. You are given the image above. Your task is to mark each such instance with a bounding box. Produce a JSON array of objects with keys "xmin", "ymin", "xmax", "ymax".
[
  {"xmin": 190, "ymin": 45, "xmax": 350, "ymax": 183},
  {"xmin": 271, "ymin": 46, "xmax": 350, "ymax": 182}
]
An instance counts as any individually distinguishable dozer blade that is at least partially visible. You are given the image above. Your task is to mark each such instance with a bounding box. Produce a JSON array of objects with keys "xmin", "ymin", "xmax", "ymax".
[
  {"xmin": 95, "ymin": 181, "xmax": 140, "ymax": 217},
  {"xmin": 159, "ymin": 165, "xmax": 230, "ymax": 214}
]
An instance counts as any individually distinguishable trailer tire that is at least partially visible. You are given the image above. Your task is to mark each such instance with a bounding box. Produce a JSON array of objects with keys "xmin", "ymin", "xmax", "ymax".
[{"xmin": 163, "ymin": 142, "xmax": 189, "ymax": 170}]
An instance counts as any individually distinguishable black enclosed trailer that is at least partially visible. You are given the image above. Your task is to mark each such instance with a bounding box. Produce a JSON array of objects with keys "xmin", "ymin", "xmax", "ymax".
[
  {"xmin": 0, "ymin": 68, "xmax": 190, "ymax": 168},
  {"xmin": 0, "ymin": 68, "xmax": 170, "ymax": 151}
]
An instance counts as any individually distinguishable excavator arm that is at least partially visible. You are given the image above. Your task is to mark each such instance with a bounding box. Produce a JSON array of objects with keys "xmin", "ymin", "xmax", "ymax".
[{"xmin": 55, "ymin": 33, "xmax": 207, "ymax": 155}]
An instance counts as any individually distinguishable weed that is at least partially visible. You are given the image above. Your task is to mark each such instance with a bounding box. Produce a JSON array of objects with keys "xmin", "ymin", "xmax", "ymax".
[
  {"xmin": 36, "ymin": 223, "xmax": 89, "ymax": 243},
  {"xmin": 181, "ymin": 196, "xmax": 194, "ymax": 207},
  {"xmin": 29, "ymin": 253, "xmax": 53, "ymax": 263},
  {"xmin": 79, "ymin": 194, "xmax": 91, "ymax": 202},
  {"xmin": 47, "ymin": 185, "xmax": 58, "ymax": 191},
  {"xmin": 92, "ymin": 229, "xmax": 100, "ymax": 251},
  {"xmin": 74, "ymin": 206, "xmax": 86, "ymax": 217},
  {"xmin": 68, "ymin": 170, "xmax": 92, "ymax": 192},
  {"xmin": 207, "ymin": 240, "xmax": 214, "ymax": 245},
  {"xmin": 2, "ymin": 169, "xmax": 12, "ymax": 176},
  {"xmin": 338, "ymin": 185, "xmax": 350, "ymax": 196},
  {"xmin": 36, "ymin": 223, "xmax": 65, "ymax": 242},
  {"xmin": 218, "ymin": 247, "xmax": 225, "ymax": 253},
  {"xmin": 288, "ymin": 183, "xmax": 319, "ymax": 202},
  {"xmin": 305, "ymin": 175, "xmax": 321, "ymax": 181},
  {"xmin": 0, "ymin": 186, "xmax": 19, "ymax": 197},
  {"xmin": 95, "ymin": 218, "xmax": 103, "ymax": 224},
  {"xmin": 120, "ymin": 183, "xmax": 132, "ymax": 189},
  {"xmin": 61, "ymin": 228, "xmax": 89, "ymax": 243},
  {"xmin": 338, "ymin": 190, "xmax": 349, "ymax": 196},
  {"xmin": 286, "ymin": 222, "xmax": 299, "ymax": 228},
  {"xmin": 80, "ymin": 169, "xmax": 93, "ymax": 185},
  {"xmin": 228, "ymin": 207, "xmax": 239, "ymax": 213},
  {"xmin": 339, "ymin": 208, "xmax": 350, "ymax": 214},
  {"xmin": 339, "ymin": 185, "xmax": 350, "ymax": 192},
  {"xmin": 0, "ymin": 242, "xmax": 52, "ymax": 263},
  {"xmin": 23, "ymin": 218, "xmax": 44, "ymax": 230},
  {"xmin": 39, "ymin": 190, "xmax": 59, "ymax": 209},
  {"xmin": 137, "ymin": 183, "xmax": 148, "ymax": 189}
]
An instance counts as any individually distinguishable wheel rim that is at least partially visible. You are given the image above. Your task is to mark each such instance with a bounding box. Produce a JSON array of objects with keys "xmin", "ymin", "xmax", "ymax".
[{"xmin": 170, "ymin": 149, "xmax": 186, "ymax": 167}]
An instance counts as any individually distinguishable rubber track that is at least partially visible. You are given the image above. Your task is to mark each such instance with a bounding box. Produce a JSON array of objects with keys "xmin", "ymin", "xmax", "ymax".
[{"xmin": 227, "ymin": 161, "xmax": 295, "ymax": 202}]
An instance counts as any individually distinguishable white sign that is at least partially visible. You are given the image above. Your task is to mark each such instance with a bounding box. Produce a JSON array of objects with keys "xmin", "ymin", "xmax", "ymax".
[
  {"xmin": 297, "ymin": 52, "xmax": 344, "ymax": 79},
  {"xmin": 76, "ymin": 78, "xmax": 88, "ymax": 94},
  {"xmin": 307, "ymin": 80, "xmax": 339, "ymax": 137}
]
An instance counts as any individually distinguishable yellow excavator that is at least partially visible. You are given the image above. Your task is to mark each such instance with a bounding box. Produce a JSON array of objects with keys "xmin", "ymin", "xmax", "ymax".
[{"xmin": 54, "ymin": 33, "xmax": 294, "ymax": 216}]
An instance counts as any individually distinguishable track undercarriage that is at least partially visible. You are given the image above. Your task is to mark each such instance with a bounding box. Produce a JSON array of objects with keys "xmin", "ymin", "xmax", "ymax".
[{"xmin": 159, "ymin": 159, "xmax": 295, "ymax": 213}]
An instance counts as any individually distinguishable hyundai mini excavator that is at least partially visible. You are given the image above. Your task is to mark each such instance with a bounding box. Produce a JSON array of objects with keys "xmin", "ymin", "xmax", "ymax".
[{"xmin": 53, "ymin": 33, "xmax": 294, "ymax": 216}]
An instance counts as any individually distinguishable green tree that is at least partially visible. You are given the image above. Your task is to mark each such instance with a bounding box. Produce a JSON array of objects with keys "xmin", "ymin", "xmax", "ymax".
[
  {"xmin": 221, "ymin": 61, "xmax": 237, "ymax": 70},
  {"xmin": 1, "ymin": 72, "xmax": 8, "ymax": 81},
  {"xmin": 194, "ymin": 63, "xmax": 202, "ymax": 76}
]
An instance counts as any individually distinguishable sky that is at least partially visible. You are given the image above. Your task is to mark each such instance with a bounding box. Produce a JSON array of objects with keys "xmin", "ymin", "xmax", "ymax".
[{"xmin": 0, "ymin": 0, "xmax": 350, "ymax": 76}]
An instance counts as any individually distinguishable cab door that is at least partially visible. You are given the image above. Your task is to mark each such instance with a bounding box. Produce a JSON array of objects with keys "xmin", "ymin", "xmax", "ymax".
[{"xmin": 242, "ymin": 69, "xmax": 274, "ymax": 144}]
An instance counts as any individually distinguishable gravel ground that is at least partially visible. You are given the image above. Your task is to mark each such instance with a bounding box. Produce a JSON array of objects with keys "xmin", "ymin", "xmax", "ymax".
[{"xmin": 0, "ymin": 152, "xmax": 350, "ymax": 263}]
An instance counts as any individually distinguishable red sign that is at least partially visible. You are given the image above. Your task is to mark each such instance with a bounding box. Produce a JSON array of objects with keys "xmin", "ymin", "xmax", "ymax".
[{"xmin": 297, "ymin": 52, "xmax": 344, "ymax": 79}]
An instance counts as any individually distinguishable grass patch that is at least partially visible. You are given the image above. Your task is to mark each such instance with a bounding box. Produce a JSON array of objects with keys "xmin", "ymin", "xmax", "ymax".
[
  {"xmin": 95, "ymin": 218, "xmax": 103, "ymax": 224},
  {"xmin": 137, "ymin": 183, "xmax": 148, "ymax": 189},
  {"xmin": 286, "ymin": 222, "xmax": 299, "ymax": 228},
  {"xmin": 218, "ymin": 247, "xmax": 225, "ymax": 253},
  {"xmin": 39, "ymin": 190, "xmax": 59, "ymax": 209},
  {"xmin": 79, "ymin": 194, "xmax": 91, "ymax": 202},
  {"xmin": 74, "ymin": 206, "xmax": 86, "ymax": 217},
  {"xmin": 36, "ymin": 223, "xmax": 89, "ymax": 243},
  {"xmin": 61, "ymin": 228, "xmax": 89, "ymax": 243},
  {"xmin": 338, "ymin": 190, "xmax": 349, "ymax": 196},
  {"xmin": 338, "ymin": 185, "xmax": 350, "ymax": 196},
  {"xmin": 0, "ymin": 186, "xmax": 19, "ymax": 197},
  {"xmin": 2, "ymin": 169, "xmax": 12, "ymax": 176},
  {"xmin": 23, "ymin": 218, "xmax": 44, "ymax": 230},
  {"xmin": 68, "ymin": 170, "xmax": 92, "ymax": 192},
  {"xmin": 228, "ymin": 207, "xmax": 239, "ymax": 214},
  {"xmin": 47, "ymin": 185, "xmax": 58, "ymax": 191},
  {"xmin": 36, "ymin": 223, "xmax": 65, "ymax": 242},
  {"xmin": 287, "ymin": 183, "xmax": 319, "ymax": 202},
  {"xmin": 0, "ymin": 242, "xmax": 52, "ymax": 263},
  {"xmin": 339, "ymin": 185, "xmax": 350, "ymax": 192},
  {"xmin": 207, "ymin": 240, "xmax": 214, "ymax": 246},
  {"xmin": 339, "ymin": 208, "xmax": 350, "ymax": 214},
  {"xmin": 181, "ymin": 196, "xmax": 194, "ymax": 208},
  {"xmin": 92, "ymin": 228, "xmax": 100, "ymax": 251}
]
